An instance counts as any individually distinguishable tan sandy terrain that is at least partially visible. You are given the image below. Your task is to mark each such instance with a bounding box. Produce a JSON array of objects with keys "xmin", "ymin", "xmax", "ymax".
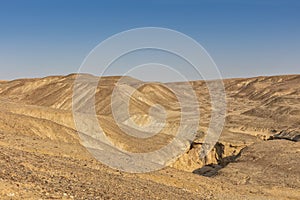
[{"xmin": 0, "ymin": 74, "xmax": 299, "ymax": 199}]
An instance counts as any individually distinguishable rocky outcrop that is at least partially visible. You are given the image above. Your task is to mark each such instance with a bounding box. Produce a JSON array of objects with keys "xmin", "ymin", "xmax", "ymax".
[{"xmin": 269, "ymin": 129, "xmax": 300, "ymax": 142}]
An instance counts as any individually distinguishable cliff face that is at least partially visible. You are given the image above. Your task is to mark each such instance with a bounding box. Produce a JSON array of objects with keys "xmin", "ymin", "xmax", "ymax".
[{"xmin": 0, "ymin": 74, "xmax": 299, "ymax": 199}]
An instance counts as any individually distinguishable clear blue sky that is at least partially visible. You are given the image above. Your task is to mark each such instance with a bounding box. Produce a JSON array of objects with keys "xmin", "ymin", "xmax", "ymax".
[{"xmin": 0, "ymin": 0, "xmax": 299, "ymax": 80}]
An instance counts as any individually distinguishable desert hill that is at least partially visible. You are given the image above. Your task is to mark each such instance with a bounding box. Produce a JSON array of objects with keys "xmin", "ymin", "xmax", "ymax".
[{"xmin": 0, "ymin": 74, "xmax": 299, "ymax": 199}]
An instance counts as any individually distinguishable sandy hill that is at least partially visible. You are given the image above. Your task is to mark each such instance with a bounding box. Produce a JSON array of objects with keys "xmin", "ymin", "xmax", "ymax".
[{"xmin": 0, "ymin": 74, "xmax": 299, "ymax": 199}]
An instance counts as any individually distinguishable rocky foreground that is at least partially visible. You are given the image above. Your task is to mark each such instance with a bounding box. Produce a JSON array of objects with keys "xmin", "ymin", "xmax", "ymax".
[{"xmin": 0, "ymin": 74, "xmax": 299, "ymax": 199}]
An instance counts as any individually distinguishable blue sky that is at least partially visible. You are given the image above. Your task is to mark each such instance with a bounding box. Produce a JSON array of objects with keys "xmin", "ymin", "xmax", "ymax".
[{"xmin": 0, "ymin": 0, "xmax": 299, "ymax": 80}]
